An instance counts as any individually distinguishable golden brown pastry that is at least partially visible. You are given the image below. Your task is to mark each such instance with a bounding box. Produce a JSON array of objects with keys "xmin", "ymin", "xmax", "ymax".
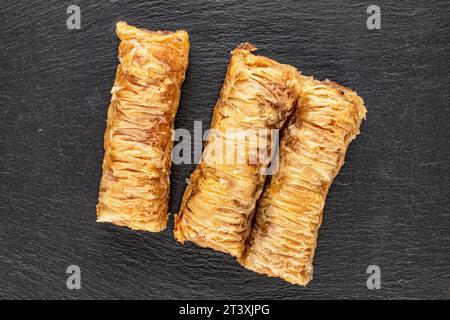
[
  {"xmin": 239, "ymin": 76, "xmax": 367, "ymax": 285},
  {"xmin": 174, "ymin": 44, "xmax": 300, "ymax": 257},
  {"xmin": 96, "ymin": 21, "xmax": 189, "ymax": 232}
]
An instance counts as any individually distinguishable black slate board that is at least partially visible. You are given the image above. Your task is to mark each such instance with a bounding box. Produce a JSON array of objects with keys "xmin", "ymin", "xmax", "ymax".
[{"xmin": 0, "ymin": 0, "xmax": 449, "ymax": 299}]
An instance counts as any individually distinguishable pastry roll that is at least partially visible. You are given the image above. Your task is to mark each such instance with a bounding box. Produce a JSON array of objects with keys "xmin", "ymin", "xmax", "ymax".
[
  {"xmin": 174, "ymin": 44, "xmax": 300, "ymax": 257},
  {"xmin": 96, "ymin": 21, "xmax": 189, "ymax": 232},
  {"xmin": 239, "ymin": 77, "xmax": 366, "ymax": 285}
]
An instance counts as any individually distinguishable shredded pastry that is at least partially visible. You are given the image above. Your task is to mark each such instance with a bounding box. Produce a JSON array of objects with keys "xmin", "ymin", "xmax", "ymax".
[
  {"xmin": 96, "ymin": 21, "xmax": 189, "ymax": 232},
  {"xmin": 239, "ymin": 76, "xmax": 367, "ymax": 285},
  {"xmin": 174, "ymin": 44, "xmax": 300, "ymax": 257}
]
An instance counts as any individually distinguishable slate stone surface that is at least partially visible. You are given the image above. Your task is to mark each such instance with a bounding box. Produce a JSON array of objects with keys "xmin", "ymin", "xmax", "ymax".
[{"xmin": 0, "ymin": 0, "xmax": 449, "ymax": 299}]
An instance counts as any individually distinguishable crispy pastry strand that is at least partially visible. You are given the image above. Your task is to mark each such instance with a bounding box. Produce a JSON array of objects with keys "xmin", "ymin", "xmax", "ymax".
[
  {"xmin": 174, "ymin": 44, "xmax": 300, "ymax": 257},
  {"xmin": 96, "ymin": 21, "xmax": 189, "ymax": 232},
  {"xmin": 239, "ymin": 76, "xmax": 366, "ymax": 285}
]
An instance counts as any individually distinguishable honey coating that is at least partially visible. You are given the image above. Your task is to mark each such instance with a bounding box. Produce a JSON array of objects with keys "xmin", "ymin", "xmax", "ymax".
[
  {"xmin": 239, "ymin": 76, "xmax": 367, "ymax": 285},
  {"xmin": 174, "ymin": 44, "xmax": 300, "ymax": 257},
  {"xmin": 96, "ymin": 21, "xmax": 189, "ymax": 232}
]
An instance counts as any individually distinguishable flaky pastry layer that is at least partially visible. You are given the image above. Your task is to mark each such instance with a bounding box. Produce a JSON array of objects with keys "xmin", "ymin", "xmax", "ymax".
[
  {"xmin": 239, "ymin": 76, "xmax": 366, "ymax": 285},
  {"xmin": 96, "ymin": 21, "xmax": 189, "ymax": 232},
  {"xmin": 174, "ymin": 44, "xmax": 300, "ymax": 257}
]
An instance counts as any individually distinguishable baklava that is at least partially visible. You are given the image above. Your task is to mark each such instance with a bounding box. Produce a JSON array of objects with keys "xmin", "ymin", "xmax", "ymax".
[
  {"xmin": 239, "ymin": 76, "xmax": 366, "ymax": 285},
  {"xmin": 96, "ymin": 21, "xmax": 189, "ymax": 232},
  {"xmin": 174, "ymin": 44, "xmax": 300, "ymax": 257}
]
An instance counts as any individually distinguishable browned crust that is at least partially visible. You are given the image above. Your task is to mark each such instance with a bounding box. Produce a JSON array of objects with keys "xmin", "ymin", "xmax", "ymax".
[
  {"xmin": 174, "ymin": 44, "xmax": 300, "ymax": 257},
  {"xmin": 96, "ymin": 21, "xmax": 189, "ymax": 232},
  {"xmin": 239, "ymin": 76, "xmax": 367, "ymax": 285}
]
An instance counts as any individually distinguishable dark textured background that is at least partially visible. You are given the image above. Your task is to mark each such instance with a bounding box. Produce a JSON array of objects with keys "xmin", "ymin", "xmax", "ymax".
[{"xmin": 0, "ymin": 0, "xmax": 449, "ymax": 300}]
